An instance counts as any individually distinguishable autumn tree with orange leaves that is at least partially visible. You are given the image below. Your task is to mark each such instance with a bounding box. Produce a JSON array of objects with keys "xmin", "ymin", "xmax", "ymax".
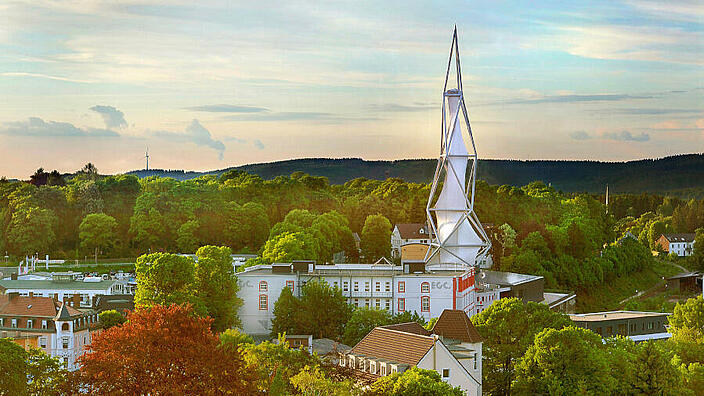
[{"xmin": 74, "ymin": 304, "xmax": 256, "ymax": 395}]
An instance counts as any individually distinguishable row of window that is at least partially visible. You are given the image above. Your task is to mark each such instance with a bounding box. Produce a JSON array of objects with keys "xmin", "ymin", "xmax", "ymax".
[
  {"xmin": 259, "ymin": 295, "xmax": 431, "ymax": 313},
  {"xmin": 257, "ymin": 280, "xmax": 431, "ymax": 294}
]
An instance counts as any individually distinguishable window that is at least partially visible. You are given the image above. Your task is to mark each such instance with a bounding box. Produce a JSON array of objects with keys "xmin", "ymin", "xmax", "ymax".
[
  {"xmin": 62, "ymin": 323, "xmax": 69, "ymax": 331},
  {"xmin": 421, "ymin": 296, "xmax": 430, "ymax": 312},
  {"xmin": 364, "ymin": 281, "xmax": 370, "ymax": 292},
  {"xmin": 385, "ymin": 281, "xmax": 391, "ymax": 292},
  {"xmin": 365, "ymin": 299, "xmax": 370, "ymax": 308},
  {"xmin": 375, "ymin": 282, "xmax": 381, "ymax": 292},
  {"xmin": 343, "ymin": 281, "xmax": 349, "ymax": 292},
  {"xmin": 370, "ymin": 362, "xmax": 377, "ymax": 374},
  {"xmin": 62, "ymin": 337, "xmax": 69, "ymax": 349},
  {"xmin": 442, "ymin": 369, "xmax": 450, "ymax": 378},
  {"xmin": 473, "ymin": 354, "xmax": 478, "ymax": 370},
  {"xmin": 354, "ymin": 299, "xmax": 359, "ymax": 307},
  {"xmin": 647, "ymin": 322, "xmax": 654, "ymax": 330},
  {"xmin": 11, "ymin": 319, "xmax": 17, "ymax": 328},
  {"xmin": 0, "ymin": 318, "xmax": 3, "ymax": 327},
  {"xmin": 333, "ymin": 281, "xmax": 339, "ymax": 289},
  {"xmin": 39, "ymin": 337, "xmax": 46, "ymax": 348},
  {"xmin": 259, "ymin": 295, "xmax": 268, "ymax": 311},
  {"xmin": 286, "ymin": 280, "xmax": 294, "ymax": 292},
  {"xmin": 375, "ymin": 299, "xmax": 381, "ymax": 309},
  {"xmin": 385, "ymin": 300, "xmax": 391, "ymax": 310},
  {"xmin": 398, "ymin": 298, "xmax": 405, "ymax": 312},
  {"xmin": 421, "ymin": 282, "xmax": 430, "ymax": 293},
  {"xmin": 353, "ymin": 281, "xmax": 359, "ymax": 292},
  {"xmin": 27, "ymin": 319, "xmax": 33, "ymax": 328},
  {"xmin": 259, "ymin": 281, "xmax": 268, "ymax": 292},
  {"xmin": 398, "ymin": 281, "xmax": 405, "ymax": 293},
  {"xmin": 381, "ymin": 364, "xmax": 386, "ymax": 376}
]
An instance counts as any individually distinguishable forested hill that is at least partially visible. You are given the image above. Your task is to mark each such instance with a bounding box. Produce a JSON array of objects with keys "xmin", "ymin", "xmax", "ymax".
[{"xmin": 127, "ymin": 153, "xmax": 704, "ymax": 194}]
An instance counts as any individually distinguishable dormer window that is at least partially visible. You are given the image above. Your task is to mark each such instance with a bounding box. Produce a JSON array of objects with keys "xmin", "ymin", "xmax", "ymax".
[
  {"xmin": 27, "ymin": 319, "xmax": 33, "ymax": 328},
  {"xmin": 11, "ymin": 319, "xmax": 17, "ymax": 328},
  {"xmin": 419, "ymin": 228, "xmax": 425, "ymax": 234},
  {"xmin": 42, "ymin": 320, "xmax": 48, "ymax": 329}
]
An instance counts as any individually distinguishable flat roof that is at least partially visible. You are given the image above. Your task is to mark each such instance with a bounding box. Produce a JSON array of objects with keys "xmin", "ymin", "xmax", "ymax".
[
  {"xmin": 628, "ymin": 332, "xmax": 672, "ymax": 342},
  {"xmin": 478, "ymin": 270, "xmax": 543, "ymax": 286},
  {"xmin": 0, "ymin": 279, "xmax": 116, "ymax": 291},
  {"xmin": 570, "ymin": 311, "xmax": 670, "ymax": 322}
]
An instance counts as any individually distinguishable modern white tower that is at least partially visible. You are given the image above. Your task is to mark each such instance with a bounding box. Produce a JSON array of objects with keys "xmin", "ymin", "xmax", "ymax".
[{"xmin": 425, "ymin": 27, "xmax": 491, "ymax": 270}]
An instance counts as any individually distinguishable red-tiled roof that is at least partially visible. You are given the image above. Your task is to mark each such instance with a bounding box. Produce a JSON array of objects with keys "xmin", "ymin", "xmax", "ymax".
[
  {"xmin": 431, "ymin": 309, "xmax": 483, "ymax": 343},
  {"xmin": 350, "ymin": 327, "xmax": 434, "ymax": 366},
  {"xmin": 395, "ymin": 223, "xmax": 430, "ymax": 239},
  {"xmin": 0, "ymin": 295, "xmax": 58, "ymax": 317},
  {"xmin": 381, "ymin": 322, "xmax": 431, "ymax": 336}
]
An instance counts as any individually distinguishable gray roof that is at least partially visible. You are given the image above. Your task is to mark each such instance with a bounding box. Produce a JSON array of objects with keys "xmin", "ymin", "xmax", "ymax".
[
  {"xmin": 478, "ymin": 270, "xmax": 542, "ymax": 286},
  {"xmin": 663, "ymin": 233, "xmax": 696, "ymax": 243},
  {"xmin": 0, "ymin": 279, "xmax": 116, "ymax": 291}
]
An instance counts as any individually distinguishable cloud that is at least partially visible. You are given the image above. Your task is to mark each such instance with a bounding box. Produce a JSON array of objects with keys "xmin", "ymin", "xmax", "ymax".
[
  {"xmin": 602, "ymin": 130, "xmax": 650, "ymax": 142},
  {"xmin": 90, "ymin": 105, "xmax": 128, "ymax": 129},
  {"xmin": 0, "ymin": 72, "xmax": 94, "ymax": 83},
  {"xmin": 0, "ymin": 117, "xmax": 119, "ymax": 137},
  {"xmin": 224, "ymin": 136, "xmax": 265, "ymax": 150},
  {"xmin": 367, "ymin": 103, "xmax": 436, "ymax": 112},
  {"xmin": 487, "ymin": 94, "xmax": 652, "ymax": 106},
  {"xmin": 253, "ymin": 139, "xmax": 265, "ymax": 150},
  {"xmin": 153, "ymin": 119, "xmax": 225, "ymax": 160},
  {"xmin": 224, "ymin": 111, "xmax": 378, "ymax": 123},
  {"xmin": 184, "ymin": 104, "xmax": 269, "ymax": 113},
  {"xmin": 592, "ymin": 108, "xmax": 702, "ymax": 115},
  {"xmin": 569, "ymin": 131, "xmax": 591, "ymax": 140}
]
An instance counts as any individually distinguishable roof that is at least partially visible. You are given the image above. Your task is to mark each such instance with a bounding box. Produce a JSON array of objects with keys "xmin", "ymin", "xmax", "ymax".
[
  {"xmin": 381, "ymin": 322, "xmax": 431, "ymax": 336},
  {"xmin": 478, "ymin": 270, "xmax": 542, "ymax": 287},
  {"xmin": 0, "ymin": 279, "xmax": 116, "ymax": 291},
  {"xmin": 569, "ymin": 311, "xmax": 670, "ymax": 322},
  {"xmin": 667, "ymin": 272, "xmax": 702, "ymax": 280},
  {"xmin": 0, "ymin": 295, "xmax": 83, "ymax": 318},
  {"xmin": 431, "ymin": 310, "xmax": 483, "ymax": 343},
  {"xmin": 662, "ymin": 233, "xmax": 696, "ymax": 243},
  {"xmin": 0, "ymin": 295, "xmax": 57, "ymax": 317},
  {"xmin": 312, "ymin": 338, "xmax": 351, "ymax": 356},
  {"xmin": 350, "ymin": 327, "xmax": 434, "ymax": 366},
  {"xmin": 395, "ymin": 223, "xmax": 430, "ymax": 239}
]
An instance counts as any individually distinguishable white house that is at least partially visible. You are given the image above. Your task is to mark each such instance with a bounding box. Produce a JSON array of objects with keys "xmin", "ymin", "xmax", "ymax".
[
  {"xmin": 391, "ymin": 224, "xmax": 433, "ymax": 259},
  {"xmin": 656, "ymin": 234, "xmax": 696, "ymax": 257},
  {"xmin": 0, "ymin": 294, "xmax": 98, "ymax": 371},
  {"xmin": 341, "ymin": 309, "xmax": 483, "ymax": 395}
]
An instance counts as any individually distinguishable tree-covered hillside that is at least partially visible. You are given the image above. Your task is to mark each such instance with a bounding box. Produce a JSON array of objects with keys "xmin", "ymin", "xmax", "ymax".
[{"xmin": 127, "ymin": 153, "xmax": 704, "ymax": 196}]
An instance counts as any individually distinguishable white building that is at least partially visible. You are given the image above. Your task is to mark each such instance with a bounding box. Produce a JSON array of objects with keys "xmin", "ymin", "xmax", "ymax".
[
  {"xmin": 391, "ymin": 224, "xmax": 433, "ymax": 258},
  {"xmin": 657, "ymin": 234, "xmax": 696, "ymax": 257},
  {"xmin": 0, "ymin": 294, "xmax": 98, "ymax": 371},
  {"xmin": 341, "ymin": 309, "xmax": 483, "ymax": 395},
  {"xmin": 236, "ymin": 260, "xmax": 497, "ymax": 336},
  {"xmin": 0, "ymin": 273, "xmax": 121, "ymax": 308}
]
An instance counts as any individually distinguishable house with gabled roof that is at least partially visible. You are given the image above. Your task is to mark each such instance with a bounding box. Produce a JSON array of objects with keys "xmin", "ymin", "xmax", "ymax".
[
  {"xmin": 656, "ymin": 233, "xmax": 696, "ymax": 257},
  {"xmin": 340, "ymin": 309, "xmax": 483, "ymax": 395},
  {"xmin": 0, "ymin": 293, "xmax": 99, "ymax": 370},
  {"xmin": 391, "ymin": 223, "xmax": 433, "ymax": 258}
]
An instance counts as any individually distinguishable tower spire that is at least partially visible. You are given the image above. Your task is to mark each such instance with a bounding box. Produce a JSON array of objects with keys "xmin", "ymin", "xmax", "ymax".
[
  {"xmin": 425, "ymin": 28, "xmax": 490, "ymax": 270},
  {"xmin": 145, "ymin": 147, "xmax": 149, "ymax": 171}
]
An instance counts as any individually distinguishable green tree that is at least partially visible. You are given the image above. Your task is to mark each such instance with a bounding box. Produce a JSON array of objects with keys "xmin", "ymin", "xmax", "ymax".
[
  {"xmin": 514, "ymin": 327, "xmax": 614, "ymax": 395},
  {"xmin": 648, "ymin": 220, "xmax": 668, "ymax": 250},
  {"xmin": 98, "ymin": 310, "xmax": 126, "ymax": 329},
  {"xmin": 343, "ymin": 307, "xmax": 392, "ymax": 346},
  {"xmin": 0, "ymin": 339, "xmax": 68, "ymax": 396},
  {"xmin": 176, "ymin": 219, "xmax": 200, "ymax": 253},
  {"xmin": 271, "ymin": 281, "xmax": 352, "ymax": 340},
  {"xmin": 271, "ymin": 286, "xmax": 302, "ymax": 337},
  {"xmin": 262, "ymin": 231, "xmax": 318, "ymax": 263},
  {"xmin": 367, "ymin": 367, "xmax": 464, "ymax": 396},
  {"xmin": 194, "ymin": 245, "xmax": 242, "ymax": 331},
  {"xmin": 669, "ymin": 296, "xmax": 704, "ymax": 365},
  {"xmin": 134, "ymin": 253, "xmax": 205, "ymax": 314},
  {"xmin": 219, "ymin": 329, "xmax": 254, "ymax": 354},
  {"xmin": 241, "ymin": 334, "xmax": 322, "ymax": 395},
  {"xmin": 79, "ymin": 213, "xmax": 118, "ymax": 260},
  {"xmin": 471, "ymin": 298, "xmax": 572, "ymax": 395},
  {"xmin": 291, "ymin": 365, "xmax": 360, "ymax": 396},
  {"xmin": 6, "ymin": 205, "xmax": 57, "ymax": 255},
  {"xmin": 360, "ymin": 214, "xmax": 392, "ymax": 262}
]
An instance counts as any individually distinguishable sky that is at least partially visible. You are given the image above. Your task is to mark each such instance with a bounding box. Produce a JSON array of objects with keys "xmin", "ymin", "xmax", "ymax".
[{"xmin": 0, "ymin": 0, "xmax": 702, "ymax": 178}]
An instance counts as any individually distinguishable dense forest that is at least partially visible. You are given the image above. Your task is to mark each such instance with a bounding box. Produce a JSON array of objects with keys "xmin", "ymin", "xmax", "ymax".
[
  {"xmin": 127, "ymin": 153, "xmax": 704, "ymax": 196},
  {"xmin": 3, "ymin": 164, "xmax": 704, "ymax": 294}
]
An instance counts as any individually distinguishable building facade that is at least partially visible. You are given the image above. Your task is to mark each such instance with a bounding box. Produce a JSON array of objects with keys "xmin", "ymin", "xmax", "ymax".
[
  {"xmin": 656, "ymin": 233, "xmax": 696, "ymax": 257},
  {"xmin": 0, "ymin": 294, "xmax": 98, "ymax": 370},
  {"xmin": 570, "ymin": 311, "xmax": 671, "ymax": 341},
  {"xmin": 341, "ymin": 309, "xmax": 483, "ymax": 395},
  {"xmin": 237, "ymin": 261, "xmax": 482, "ymax": 335}
]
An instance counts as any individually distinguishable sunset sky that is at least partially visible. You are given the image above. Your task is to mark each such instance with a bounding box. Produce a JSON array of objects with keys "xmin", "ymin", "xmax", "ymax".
[{"xmin": 1, "ymin": 0, "xmax": 702, "ymax": 178}]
